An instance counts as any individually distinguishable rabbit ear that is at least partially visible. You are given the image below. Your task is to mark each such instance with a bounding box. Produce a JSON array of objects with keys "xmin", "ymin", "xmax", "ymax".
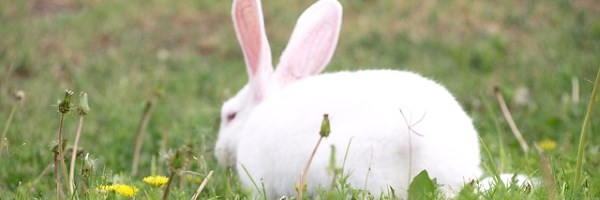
[
  {"xmin": 233, "ymin": 0, "xmax": 273, "ymax": 100},
  {"xmin": 275, "ymin": 0, "xmax": 342, "ymax": 84}
]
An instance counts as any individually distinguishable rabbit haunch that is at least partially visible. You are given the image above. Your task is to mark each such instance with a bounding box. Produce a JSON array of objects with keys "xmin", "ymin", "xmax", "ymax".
[{"xmin": 225, "ymin": 70, "xmax": 482, "ymax": 198}]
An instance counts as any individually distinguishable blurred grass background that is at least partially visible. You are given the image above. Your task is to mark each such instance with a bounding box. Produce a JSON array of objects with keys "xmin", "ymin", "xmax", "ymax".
[{"xmin": 0, "ymin": 0, "xmax": 599, "ymax": 198}]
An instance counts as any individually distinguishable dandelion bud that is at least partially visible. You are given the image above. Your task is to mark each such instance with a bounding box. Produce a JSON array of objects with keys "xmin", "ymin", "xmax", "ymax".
[
  {"xmin": 14, "ymin": 90, "xmax": 25, "ymax": 101},
  {"xmin": 319, "ymin": 114, "xmax": 330, "ymax": 137},
  {"xmin": 59, "ymin": 90, "xmax": 74, "ymax": 114},
  {"xmin": 169, "ymin": 150, "xmax": 183, "ymax": 170},
  {"xmin": 51, "ymin": 140, "xmax": 68, "ymax": 154},
  {"xmin": 77, "ymin": 92, "xmax": 90, "ymax": 115}
]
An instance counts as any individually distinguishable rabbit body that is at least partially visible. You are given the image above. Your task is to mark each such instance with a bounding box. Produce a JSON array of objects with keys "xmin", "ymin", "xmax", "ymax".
[
  {"xmin": 235, "ymin": 70, "xmax": 482, "ymax": 198},
  {"xmin": 215, "ymin": 0, "xmax": 486, "ymax": 198}
]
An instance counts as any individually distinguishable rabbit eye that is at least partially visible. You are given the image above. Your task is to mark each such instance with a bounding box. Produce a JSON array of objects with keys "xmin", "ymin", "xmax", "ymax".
[{"xmin": 226, "ymin": 112, "xmax": 237, "ymax": 122}]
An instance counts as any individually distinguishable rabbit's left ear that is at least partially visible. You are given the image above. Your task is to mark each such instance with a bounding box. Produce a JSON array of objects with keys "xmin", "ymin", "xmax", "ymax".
[{"xmin": 275, "ymin": 0, "xmax": 342, "ymax": 84}]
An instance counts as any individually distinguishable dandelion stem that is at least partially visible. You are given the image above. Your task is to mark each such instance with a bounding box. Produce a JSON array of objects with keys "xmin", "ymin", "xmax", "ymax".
[
  {"xmin": 494, "ymin": 86, "xmax": 529, "ymax": 153},
  {"xmin": 131, "ymin": 99, "xmax": 156, "ymax": 176},
  {"xmin": 1, "ymin": 90, "xmax": 24, "ymax": 155},
  {"xmin": 55, "ymin": 114, "xmax": 66, "ymax": 199},
  {"xmin": 56, "ymin": 90, "xmax": 73, "ymax": 199},
  {"xmin": 297, "ymin": 114, "xmax": 330, "ymax": 200},
  {"xmin": 69, "ymin": 92, "xmax": 89, "ymax": 195},
  {"xmin": 574, "ymin": 67, "xmax": 600, "ymax": 187},
  {"xmin": 1, "ymin": 101, "xmax": 18, "ymax": 155},
  {"xmin": 54, "ymin": 152, "xmax": 61, "ymax": 199},
  {"xmin": 162, "ymin": 170, "xmax": 176, "ymax": 200},
  {"xmin": 298, "ymin": 136, "xmax": 323, "ymax": 200},
  {"xmin": 69, "ymin": 116, "xmax": 84, "ymax": 195},
  {"xmin": 191, "ymin": 170, "xmax": 214, "ymax": 200},
  {"xmin": 163, "ymin": 149, "xmax": 183, "ymax": 200}
]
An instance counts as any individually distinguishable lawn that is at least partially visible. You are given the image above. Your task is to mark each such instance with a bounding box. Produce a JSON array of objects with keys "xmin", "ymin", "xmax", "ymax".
[{"xmin": 0, "ymin": 0, "xmax": 599, "ymax": 199}]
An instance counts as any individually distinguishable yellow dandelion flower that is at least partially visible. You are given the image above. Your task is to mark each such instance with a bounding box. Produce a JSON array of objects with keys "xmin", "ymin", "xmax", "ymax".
[
  {"xmin": 111, "ymin": 184, "xmax": 138, "ymax": 197},
  {"xmin": 144, "ymin": 175, "xmax": 170, "ymax": 187},
  {"xmin": 537, "ymin": 139, "xmax": 557, "ymax": 152},
  {"xmin": 95, "ymin": 185, "xmax": 114, "ymax": 193}
]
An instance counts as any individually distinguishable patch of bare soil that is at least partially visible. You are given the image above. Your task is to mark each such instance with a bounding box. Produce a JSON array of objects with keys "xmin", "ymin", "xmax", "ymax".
[
  {"xmin": 572, "ymin": 0, "xmax": 600, "ymax": 13},
  {"xmin": 32, "ymin": 0, "xmax": 81, "ymax": 16}
]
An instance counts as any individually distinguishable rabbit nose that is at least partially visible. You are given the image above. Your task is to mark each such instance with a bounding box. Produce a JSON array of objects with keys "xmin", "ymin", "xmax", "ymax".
[{"xmin": 215, "ymin": 146, "xmax": 237, "ymax": 168}]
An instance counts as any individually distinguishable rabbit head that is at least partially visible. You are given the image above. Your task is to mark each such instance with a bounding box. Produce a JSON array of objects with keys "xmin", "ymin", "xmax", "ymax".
[{"xmin": 215, "ymin": 0, "xmax": 343, "ymax": 167}]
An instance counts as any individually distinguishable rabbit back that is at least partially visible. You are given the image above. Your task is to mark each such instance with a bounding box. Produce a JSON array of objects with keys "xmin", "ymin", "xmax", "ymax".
[{"xmin": 236, "ymin": 70, "xmax": 482, "ymax": 198}]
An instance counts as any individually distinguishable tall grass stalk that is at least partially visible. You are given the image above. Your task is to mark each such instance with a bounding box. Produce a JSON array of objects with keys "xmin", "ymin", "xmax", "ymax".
[
  {"xmin": 479, "ymin": 136, "xmax": 502, "ymax": 184},
  {"xmin": 241, "ymin": 164, "xmax": 266, "ymax": 200},
  {"xmin": 1, "ymin": 90, "xmax": 24, "ymax": 154},
  {"xmin": 131, "ymin": 99, "xmax": 157, "ymax": 176},
  {"xmin": 191, "ymin": 170, "xmax": 215, "ymax": 200},
  {"xmin": 574, "ymin": 67, "xmax": 600, "ymax": 187},
  {"xmin": 539, "ymin": 153, "xmax": 557, "ymax": 200},
  {"xmin": 69, "ymin": 92, "xmax": 90, "ymax": 195},
  {"xmin": 481, "ymin": 92, "xmax": 508, "ymax": 171},
  {"xmin": 494, "ymin": 86, "xmax": 530, "ymax": 153}
]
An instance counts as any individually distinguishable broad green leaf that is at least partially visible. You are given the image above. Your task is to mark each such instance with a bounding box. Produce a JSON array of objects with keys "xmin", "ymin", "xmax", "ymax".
[{"xmin": 408, "ymin": 170, "xmax": 437, "ymax": 200}]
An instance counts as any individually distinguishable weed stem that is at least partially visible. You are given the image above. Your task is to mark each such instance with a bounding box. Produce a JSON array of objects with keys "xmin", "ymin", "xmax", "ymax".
[{"xmin": 574, "ymin": 67, "xmax": 600, "ymax": 187}]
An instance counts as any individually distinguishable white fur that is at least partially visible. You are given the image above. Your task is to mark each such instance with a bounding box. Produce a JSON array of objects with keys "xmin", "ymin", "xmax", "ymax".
[
  {"xmin": 235, "ymin": 70, "xmax": 482, "ymax": 198},
  {"xmin": 215, "ymin": 0, "xmax": 484, "ymax": 199}
]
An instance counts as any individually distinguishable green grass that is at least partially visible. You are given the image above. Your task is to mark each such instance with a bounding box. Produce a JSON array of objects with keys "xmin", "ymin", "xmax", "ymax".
[{"xmin": 1, "ymin": 0, "xmax": 599, "ymax": 199}]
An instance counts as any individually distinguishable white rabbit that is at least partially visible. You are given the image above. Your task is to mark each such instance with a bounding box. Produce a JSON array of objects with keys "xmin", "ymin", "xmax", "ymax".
[{"xmin": 214, "ymin": 0, "xmax": 484, "ymax": 198}]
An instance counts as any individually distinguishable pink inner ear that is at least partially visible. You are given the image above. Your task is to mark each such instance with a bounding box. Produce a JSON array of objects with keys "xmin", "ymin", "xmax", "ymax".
[
  {"xmin": 235, "ymin": 0, "xmax": 262, "ymax": 76},
  {"xmin": 278, "ymin": 24, "xmax": 336, "ymax": 82},
  {"xmin": 233, "ymin": 0, "xmax": 274, "ymax": 101},
  {"xmin": 275, "ymin": 0, "xmax": 342, "ymax": 84},
  {"xmin": 294, "ymin": 20, "xmax": 336, "ymax": 77}
]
